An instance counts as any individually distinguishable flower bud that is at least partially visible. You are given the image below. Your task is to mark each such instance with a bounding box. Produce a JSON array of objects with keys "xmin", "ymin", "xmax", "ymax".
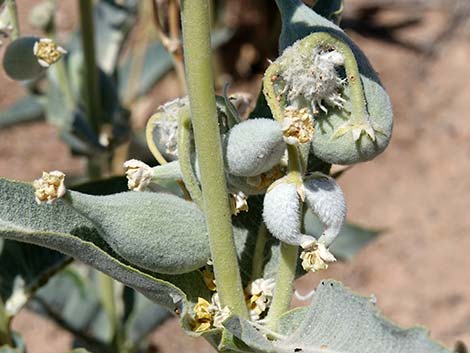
[{"xmin": 225, "ymin": 118, "xmax": 286, "ymax": 177}]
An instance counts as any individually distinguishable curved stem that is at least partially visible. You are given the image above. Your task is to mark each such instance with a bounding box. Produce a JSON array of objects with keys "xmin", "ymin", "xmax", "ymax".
[
  {"xmin": 5, "ymin": 0, "xmax": 19, "ymax": 40},
  {"xmin": 145, "ymin": 113, "xmax": 170, "ymax": 166},
  {"xmin": 177, "ymin": 109, "xmax": 203, "ymax": 208},
  {"xmin": 181, "ymin": 0, "xmax": 247, "ymax": 317}
]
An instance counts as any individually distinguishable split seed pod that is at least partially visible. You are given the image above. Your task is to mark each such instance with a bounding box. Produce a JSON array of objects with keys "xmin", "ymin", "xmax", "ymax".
[
  {"xmin": 264, "ymin": 3, "xmax": 393, "ymax": 165},
  {"xmin": 263, "ymin": 174, "xmax": 346, "ymax": 248}
]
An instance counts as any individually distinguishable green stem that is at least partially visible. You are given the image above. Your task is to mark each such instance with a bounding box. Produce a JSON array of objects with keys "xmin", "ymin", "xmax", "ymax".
[
  {"xmin": 5, "ymin": 0, "xmax": 19, "ymax": 40},
  {"xmin": 98, "ymin": 273, "xmax": 123, "ymax": 352},
  {"xmin": 78, "ymin": 0, "xmax": 102, "ymax": 134},
  {"xmin": 177, "ymin": 109, "xmax": 204, "ymax": 208},
  {"xmin": 53, "ymin": 59, "xmax": 75, "ymax": 109},
  {"xmin": 251, "ymin": 223, "xmax": 268, "ymax": 279},
  {"xmin": 0, "ymin": 299, "xmax": 12, "ymax": 346},
  {"xmin": 266, "ymin": 145, "xmax": 302, "ymax": 330},
  {"xmin": 181, "ymin": 0, "xmax": 247, "ymax": 317}
]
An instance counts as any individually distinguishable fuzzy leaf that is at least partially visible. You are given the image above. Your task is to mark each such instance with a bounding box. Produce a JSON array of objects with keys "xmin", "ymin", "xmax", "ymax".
[
  {"xmin": 224, "ymin": 280, "xmax": 451, "ymax": 353},
  {"xmin": 0, "ymin": 178, "xmax": 209, "ymax": 313}
]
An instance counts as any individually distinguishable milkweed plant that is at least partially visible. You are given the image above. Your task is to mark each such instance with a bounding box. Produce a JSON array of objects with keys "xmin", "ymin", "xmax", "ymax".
[{"xmin": 0, "ymin": 0, "xmax": 462, "ymax": 352}]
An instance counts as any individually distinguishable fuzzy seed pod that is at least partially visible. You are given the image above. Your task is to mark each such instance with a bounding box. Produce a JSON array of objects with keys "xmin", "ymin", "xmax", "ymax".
[
  {"xmin": 64, "ymin": 191, "xmax": 210, "ymax": 274},
  {"xmin": 303, "ymin": 173, "xmax": 346, "ymax": 246},
  {"xmin": 225, "ymin": 119, "xmax": 286, "ymax": 177},
  {"xmin": 263, "ymin": 175, "xmax": 346, "ymax": 248},
  {"xmin": 263, "ymin": 180, "xmax": 314, "ymax": 247}
]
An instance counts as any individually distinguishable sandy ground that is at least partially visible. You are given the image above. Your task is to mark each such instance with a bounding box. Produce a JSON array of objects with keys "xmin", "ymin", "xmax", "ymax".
[{"xmin": 1, "ymin": 1, "xmax": 469, "ymax": 352}]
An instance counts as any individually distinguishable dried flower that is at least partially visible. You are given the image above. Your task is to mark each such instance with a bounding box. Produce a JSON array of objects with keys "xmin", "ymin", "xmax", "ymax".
[
  {"xmin": 192, "ymin": 297, "xmax": 213, "ymax": 332},
  {"xmin": 123, "ymin": 159, "xmax": 154, "ymax": 191},
  {"xmin": 191, "ymin": 294, "xmax": 230, "ymax": 332},
  {"xmin": 245, "ymin": 278, "xmax": 275, "ymax": 321},
  {"xmin": 246, "ymin": 165, "xmax": 284, "ymax": 191},
  {"xmin": 281, "ymin": 106, "xmax": 315, "ymax": 145},
  {"xmin": 229, "ymin": 191, "xmax": 249, "ymax": 215},
  {"xmin": 33, "ymin": 171, "xmax": 66, "ymax": 205},
  {"xmin": 33, "ymin": 38, "xmax": 66, "ymax": 68},
  {"xmin": 300, "ymin": 241, "xmax": 336, "ymax": 272},
  {"xmin": 209, "ymin": 293, "xmax": 231, "ymax": 328}
]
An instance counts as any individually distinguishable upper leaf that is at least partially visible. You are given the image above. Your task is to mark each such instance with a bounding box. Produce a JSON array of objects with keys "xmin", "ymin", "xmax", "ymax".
[{"xmin": 224, "ymin": 280, "xmax": 451, "ymax": 353}]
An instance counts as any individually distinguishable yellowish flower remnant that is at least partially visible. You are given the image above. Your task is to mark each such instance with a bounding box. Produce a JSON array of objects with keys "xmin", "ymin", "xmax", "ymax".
[
  {"xmin": 281, "ymin": 106, "xmax": 315, "ymax": 145},
  {"xmin": 202, "ymin": 266, "xmax": 217, "ymax": 291},
  {"xmin": 192, "ymin": 298, "xmax": 213, "ymax": 332},
  {"xmin": 123, "ymin": 159, "xmax": 154, "ymax": 191},
  {"xmin": 246, "ymin": 165, "xmax": 284, "ymax": 191},
  {"xmin": 245, "ymin": 278, "xmax": 275, "ymax": 321},
  {"xmin": 33, "ymin": 171, "xmax": 66, "ymax": 205},
  {"xmin": 300, "ymin": 241, "xmax": 336, "ymax": 272},
  {"xmin": 229, "ymin": 191, "xmax": 249, "ymax": 215},
  {"xmin": 191, "ymin": 294, "xmax": 230, "ymax": 332},
  {"xmin": 33, "ymin": 38, "xmax": 67, "ymax": 68}
]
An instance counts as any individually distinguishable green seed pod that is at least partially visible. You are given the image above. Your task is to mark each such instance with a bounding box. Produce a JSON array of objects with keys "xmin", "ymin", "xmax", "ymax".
[
  {"xmin": 264, "ymin": 2, "xmax": 393, "ymax": 165},
  {"xmin": 3, "ymin": 37, "xmax": 45, "ymax": 80},
  {"xmin": 64, "ymin": 190, "xmax": 210, "ymax": 274},
  {"xmin": 224, "ymin": 118, "xmax": 286, "ymax": 177}
]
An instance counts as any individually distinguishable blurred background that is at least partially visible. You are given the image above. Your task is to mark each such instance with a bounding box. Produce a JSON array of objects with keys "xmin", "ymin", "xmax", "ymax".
[{"xmin": 0, "ymin": 0, "xmax": 469, "ymax": 352}]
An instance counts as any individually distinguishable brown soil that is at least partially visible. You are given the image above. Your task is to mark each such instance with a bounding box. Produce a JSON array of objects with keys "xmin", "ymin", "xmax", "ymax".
[{"xmin": 1, "ymin": 1, "xmax": 469, "ymax": 352}]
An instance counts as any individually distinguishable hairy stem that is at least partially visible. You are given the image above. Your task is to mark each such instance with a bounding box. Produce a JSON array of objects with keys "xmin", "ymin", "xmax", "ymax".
[
  {"xmin": 181, "ymin": 0, "xmax": 247, "ymax": 317},
  {"xmin": 78, "ymin": 0, "xmax": 102, "ymax": 134},
  {"xmin": 266, "ymin": 145, "xmax": 302, "ymax": 330},
  {"xmin": 251, "ymin": 223, "xmax": 268, "ymax": 279},
  {"xmin": 5, "ymin": 0, "xmax": 19, "ymax": 40}
]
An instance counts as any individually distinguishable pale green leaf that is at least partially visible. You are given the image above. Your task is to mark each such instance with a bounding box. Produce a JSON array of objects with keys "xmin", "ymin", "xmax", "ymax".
[
  {"xmin": 224, "ymin": 280, "xmax": 451, "ymax": 353},
  {"xmin": 0, "ymin": 178, "xmax": 209, "ymax": 314}
]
